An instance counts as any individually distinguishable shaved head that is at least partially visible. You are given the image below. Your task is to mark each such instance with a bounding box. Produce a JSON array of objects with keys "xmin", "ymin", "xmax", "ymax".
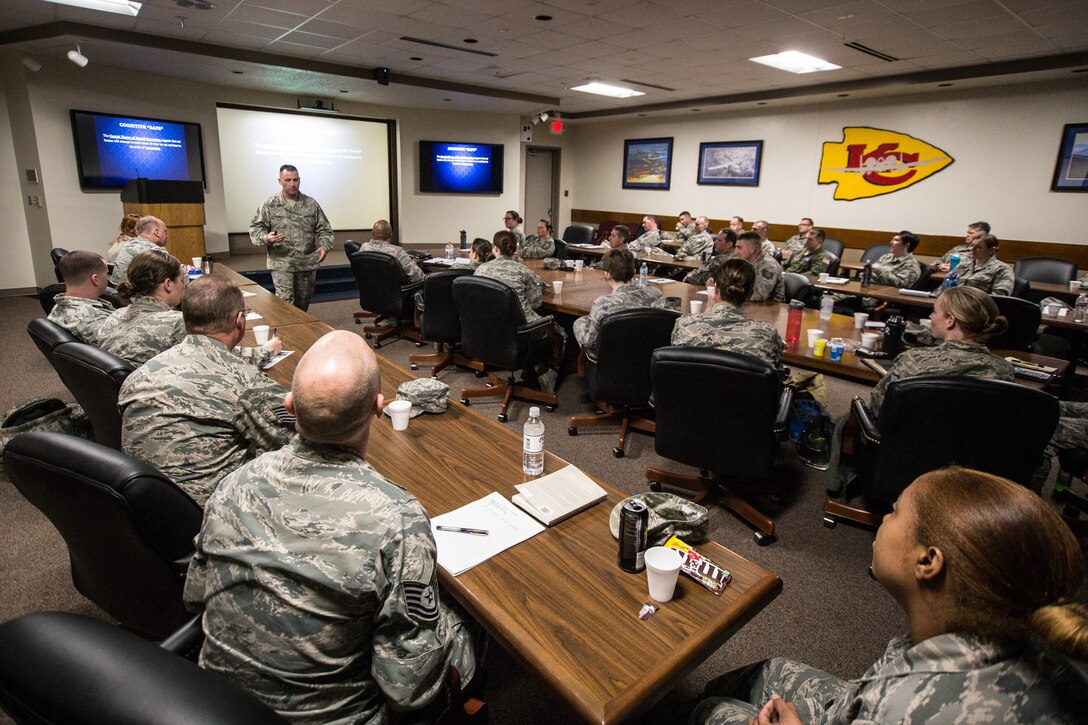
[
  {"xmin": 371, "ymin": 219, "xmax": 392, "ymax": 241},
  {"xmin": 290, "ymin": 331, "xmax": 382, "ymax": 445}
]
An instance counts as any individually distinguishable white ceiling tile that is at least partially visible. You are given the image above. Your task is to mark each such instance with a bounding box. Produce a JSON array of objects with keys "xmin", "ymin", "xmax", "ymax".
[
  {"xmin": 228, "ymin": 5, "xmax": 309, "ymax": 30},
  {"xmin": 201, "ymin": 30, "xmax": 276, "ymax": 48},
  {"xmin": 312, "ymin": 5, "xmax": 403, "ymax": 28},
  {"xmin": 246, "ymin": 0, "xmax": 336, "ymax": 15},
  {"xmin": 692, "ymin": 3, "xmax": 790, "ymax": 29},
  {"xmin": 1018, "ymin": 2, "xmax": 1088, "ymax": 27},
  {"xmin": 332, "ymin": 0, "xmax": 435, "ymax": 17},
  {"xmin": 515, "ymin": 28, "xmax": 596, "ymax": 49},
  {"xmin": 211, "ymin": 19, "xmax": 288, "ymax": 40},
  {"xmin": 597, "ymin": 2, "xmax": 676, "ymax": 29},
  {"xmin": 904, "ymin": 0, "xmax": 1007, "ymax": 28},
  {"xmin": 408, "ymin": 4, "xmax": 496, "ymax": 30},
  {"xmin": 278, "ymin": 30, "xmax": 348, "ymax": 49},
  {"xmin": 930, "ymin": 14, "xmax": 1027, "ymax": 41},
  {"xmin": 297, "ymin": 18, "xmax": 370, "ymax": 39}
]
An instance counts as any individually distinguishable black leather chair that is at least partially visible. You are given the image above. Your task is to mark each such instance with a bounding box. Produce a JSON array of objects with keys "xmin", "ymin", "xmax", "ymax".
[
  {"xmin": 824, "ymin": 376, "xmax": 1059, "ymax": 530},
  {"xmin": 51, "ymin": 341, "xmax": 135, "ymax": 450},
  {"xmin": 568, "ymin": 308, "xmax": 679, "ymax": 457},
  {"xmin": 859, "ymin": 243, "xmax": 890, "ymax": 265},
  {"xmin": 646, "ymin": 347, "xmax": 793, "ymax": 544},
  {"xmin": 50, "ymin": 247, "xmax": 69, "ymax": 283},
  {"xmin": 452, "ymin": 276, "xmax": 559, "ymax": 422},
  {"xmin": 824, "ymin": 251, "xmax": 841, "ymax": 277},
  {"xmin": 344, "ymin": 239, "xmax": 361, "ymax": 256},
  {"xmin": 0, "ymin": 612, "xmax": 287, "ymax": 724},
  {"xmin": 912, "ymin": 261, "xmax": 933, "ymax": 291},
  {"xmin": 1011, "ymin": 275, "xmax": 1031, "ymax": 299},
  {"xmin": 989, "ymin": 294, "xmax": 1042, "ymax": 352},
  {"xmin": 1015, "ymin": 257, "xmax": 1077, "ymax": 303},
  {"xmin": 822, "ymin": 238, "xmax": 844, "ymax": 260},
  {"xmin": 37, "ymin": 283, "xmax": 66, "ymax": 314},
  {"xmin": 782, "ymin": 272, "xmax": 813, "ymax": 305},
  {"xmin": 27, "ymin": 318, "xmax": 78, "ymax": 363},
  {"xmin": 562, "ymin": 224, "xmax": 595, "ymax": 245},
  {"xmin": 552, "ymin": 238, "xmax": 567, "ymax": 260},
  {"xmin": 348, "ymin": 251, "xmax": 424, "ymax": 348},
  {"xmin": 408, "ymin": 268, "xmax": 484, "ymax": 377},
  {"xmin": 3, "ymin": 432, "xmax": 203, "ymax": 639},
  {"xmin": 593, "ymin": 220, "xmax": 618, "ymax": 246}
]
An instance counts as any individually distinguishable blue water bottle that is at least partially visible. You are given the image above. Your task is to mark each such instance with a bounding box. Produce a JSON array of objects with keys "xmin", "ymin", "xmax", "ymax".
[{"xmin": 943, "ymin": 269, "xmax": 959, "ymax": 290}]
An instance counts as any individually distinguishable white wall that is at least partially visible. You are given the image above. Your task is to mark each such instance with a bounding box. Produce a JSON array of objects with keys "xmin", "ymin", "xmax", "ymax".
[
  {"xmin": 569, "ymin": 79, "xmax": 1088, "ymax": 244},
  {"xmin": 0, "ymin": 59, "xmax": 524, "ymax": 290},
  {"xmin": 0, "ymin": 61, "xmax": 37, "ymax": 291}
]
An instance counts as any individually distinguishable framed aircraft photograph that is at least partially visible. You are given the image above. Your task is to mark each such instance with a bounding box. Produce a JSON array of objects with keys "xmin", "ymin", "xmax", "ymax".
[
  {"xmin": 1051, "ymin": 122, "xmax": 1088, "ymax": 192},
  {"xmin": 623, "ymin": 137, "xmax": 673, "ymax": 190},
  {"xmin": 697, "ymin": 140, "xmax": 763, "ymax": 186}
]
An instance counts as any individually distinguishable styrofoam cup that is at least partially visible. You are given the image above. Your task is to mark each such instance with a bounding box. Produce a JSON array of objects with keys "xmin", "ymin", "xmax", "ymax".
[
  {"xmin": 861, "ymin": 332, "xmax": 881, "ymax": 350},
  {"xmin": 253, "ymin": 324, "xmax": 270, "ymax": 345},
  {"xmin": 192, "ymin": 257, "xmax": 202, "ymax": 269},
  {"xmin": 854, "ymin": 312, "xmax": 869, "ymax": 328},
  {"xmin": 552, "ymin": 280, "xmax": 563, "ymax": 295},
  {"xmin": 690, "ymin": 300, "xmax": 704, "ymax": 313},
  {"xmin": 645, "ymin": 546, "xmax": 684, "ymax": 602},
  {"xmin": 806, "ymin": 328, "xmax": 822, "ymax": 348},
  {"xmin": 574, "ymin": 260, "xmax": 584, "ymax": 271},
  {"xmin": 388, "ymin": 399, "xmax": 411, "ymax": 431}
]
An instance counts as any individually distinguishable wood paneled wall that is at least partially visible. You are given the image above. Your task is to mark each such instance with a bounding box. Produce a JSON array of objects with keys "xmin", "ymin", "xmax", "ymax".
[{"xmin": 571, "ymin": 208, "xmax": 1088, "ymax": 268}]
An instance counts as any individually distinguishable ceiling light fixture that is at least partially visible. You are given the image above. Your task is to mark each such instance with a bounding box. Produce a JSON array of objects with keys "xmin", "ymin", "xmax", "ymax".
[
  {"xmin": 43, "ymin": 0, "xmax": 143, "ymax": 16},
  {"xmin": 67, "ymin": 45, "xmax": 89, "ymax": 68},
  {"xmin": 749, "ymin": 50, "xmax": 840, "ymax": 74},
  {"xmin": 570, "ymin": 82, "xmax": 644, "ymax": 98},
  {"xmin": 21, "ymin": 56, "xmax": 42, "ymax": 72}
]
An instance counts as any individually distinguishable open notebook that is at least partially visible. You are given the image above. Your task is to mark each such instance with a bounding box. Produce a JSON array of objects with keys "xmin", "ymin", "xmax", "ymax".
[{"xmin": 511, "ymin": 465, "xmax": 608, "ymax": 526}]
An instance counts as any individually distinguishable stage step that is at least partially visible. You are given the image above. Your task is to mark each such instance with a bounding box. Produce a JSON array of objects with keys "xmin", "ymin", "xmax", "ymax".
[{"xmin": 239, "ymin": 264, "xmax": 357, "ymax": 304}]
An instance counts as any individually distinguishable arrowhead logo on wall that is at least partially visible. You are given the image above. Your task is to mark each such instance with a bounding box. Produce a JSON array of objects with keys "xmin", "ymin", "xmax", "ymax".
[{"xmin": 818, "ymin": 127, "xmax": 954, "ymax": 200}]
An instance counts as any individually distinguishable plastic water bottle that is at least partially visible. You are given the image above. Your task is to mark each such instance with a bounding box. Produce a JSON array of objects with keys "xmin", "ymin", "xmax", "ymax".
[
  {"xmin": 943, "ymin": 269, "xmax": 959, "ymax": 291},
  {"xmin": 1075, "ymin": 293, "xmax": 1088, "ymax": 323},
  {"xmin": 639, "ymin": 261, "xmax": 648, "ymax": 288},
  {"xmin": 445, "ymin": 241, "xmax": 453, "ymax": 259},
  {"xmin": 522, "ymin": 407, "xmax": 544, "ymax": 476},
  {"xmin": 820, "ymin": 291, "xmax": 834, "ymax": 320}
]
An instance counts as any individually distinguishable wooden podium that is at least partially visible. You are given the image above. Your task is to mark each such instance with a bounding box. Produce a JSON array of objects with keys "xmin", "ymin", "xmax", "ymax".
[{"xmin": 121, "ymin": 180, "xmax": 206, "ymax": 262}]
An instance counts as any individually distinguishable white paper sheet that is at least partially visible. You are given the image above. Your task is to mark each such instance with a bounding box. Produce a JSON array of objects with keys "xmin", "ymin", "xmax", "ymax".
[{"xmin": 432, "ymin": 492, "xmax": 544, "ymax": 576}]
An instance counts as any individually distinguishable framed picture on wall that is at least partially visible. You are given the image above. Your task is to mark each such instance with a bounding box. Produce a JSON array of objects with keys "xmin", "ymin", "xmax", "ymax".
[
  {"xmin": 622, "ymin": 137, "xmax": 673, "ymax": 190},
  {"xmin": 697, "ymin": 140, "xmax": 763, "ymax": 186},
  {"xmin": 1051, "ymin": 123, "xmax": 1088, "ymax": 191}
]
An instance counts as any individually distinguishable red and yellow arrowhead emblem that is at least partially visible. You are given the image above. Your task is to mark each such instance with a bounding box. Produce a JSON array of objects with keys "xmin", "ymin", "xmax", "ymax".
[{"xmin": 818, "ymin": 127, "xmax": 954, "ymax": 200}]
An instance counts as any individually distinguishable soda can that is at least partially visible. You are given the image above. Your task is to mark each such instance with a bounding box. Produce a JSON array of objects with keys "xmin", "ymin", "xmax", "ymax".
[{"xmin": 618, "ymin": 499, "xmax": 649, "ymax": 572}]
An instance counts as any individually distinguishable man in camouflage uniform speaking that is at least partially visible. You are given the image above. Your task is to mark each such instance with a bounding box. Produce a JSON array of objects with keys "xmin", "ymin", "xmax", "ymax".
[
  {"xmin": 118, "ymin": 276, "xmax": 294, "ymax": 505},
  {"xmin": 184, "ymin": 330, "xmax": 476, "ymax": 723},
  {"xmin": 249, "ymin": 164, "xmax": 334, "ymax": 311}
]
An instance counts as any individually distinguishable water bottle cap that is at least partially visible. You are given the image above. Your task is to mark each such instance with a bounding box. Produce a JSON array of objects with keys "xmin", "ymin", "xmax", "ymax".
[{"xmin": 529, "ymin": 407, "xmax": 541, "ymax": 418}]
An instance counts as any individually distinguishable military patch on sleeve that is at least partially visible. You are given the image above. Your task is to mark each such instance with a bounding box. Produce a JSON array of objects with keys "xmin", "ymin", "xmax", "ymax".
[
  {"xmin": 272, "ymin": 405, "xmax": 296, "ymax": 425},
  {"xmin": 403, "ymin": 574, "xmax": 440, "ymax": 623},
  {"xmin": 762, "ymin": 268, "xmax": 774, "ymax": 279}
]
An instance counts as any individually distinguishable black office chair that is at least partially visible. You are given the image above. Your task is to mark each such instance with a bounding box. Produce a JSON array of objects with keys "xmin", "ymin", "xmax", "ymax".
[
  {"xmin": 824, "ymin": 376, "xmax": 1059, "ymax": 530},
  {"xmin": 988, "ymin": 294, "xmax": 1042, "ymax": 352},
  {"xmin": 1011, "ymin": 275, "xmax": 1031, "ymax": 299},
  {"xmin": 453, "ymin": 276, "xmax": 559, "ymax": 422},
  {"xmin": 1015, "ymin": 256, "xmax": 1077, "ymax": 303},
  {"xmin": 3, "ymin": 432, "xmax": 203, "ymax": 639},
  {"xmin": 51, "ymin": 341, "xmax": 135, "ymax": 450},
  {"xmin": 348, "ymin": 251, "xmax": 424, "ymax": 348},
  {"xmin": 552, "ymin": 238, "xmax": 567, "ymax": 260},
  {"xmin": 859, "ymin": 243, "xmax": 890, "ymax": 266},
  {"xmin": 782, "ymin": 272, "xmax": 813, "ymax": 306},
  {"xmin": 37, "ymin": 283, "xmax": 66, "ymax": 314},
  {"xmin": 344, "ymin": 239, "xmax": 361, "ymax": 256},
  {"xmin": 408, "ymin": 269, "xmax": 484, "ymax": 377},
  {"xmin": 562, "ymin": 224, "xmax": 595, "ymax": 245},
  {"xmin": 50, "ymin": 247, "xmax": 69, "ymax": 283},
  {"xmin": 822, "ymin": 238, "xmax": 844, "ymax": 260},
  {"xmin": 593, "ymin": 220, "xmax": 618, "ymax": 246},
  {"xmin": 0, "ymin": 612, "xmax": 287, "ymax": 724},
  {"xmin": 824, "ymin": 251, "xmax": 841, "ymax": 278},
  {"xmin": 646, "ymin": 347, "xmax": 793, "ymax": 544},
  {"xmin": 27, "ymin": 318, "xmax": 79, "ymax": 363},
  {"xmin": 912, "ymin": 261, "xmax": 933, "ymax": 291},
  {"xmin": 568, "ymin": 308, "xmax": 680, "ymax": 457}
]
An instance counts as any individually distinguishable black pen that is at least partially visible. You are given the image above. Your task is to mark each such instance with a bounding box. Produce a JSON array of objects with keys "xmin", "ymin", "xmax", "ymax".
[{"xmin": 436, "ymin": 526, "xmax": 489, "ymax": 536}]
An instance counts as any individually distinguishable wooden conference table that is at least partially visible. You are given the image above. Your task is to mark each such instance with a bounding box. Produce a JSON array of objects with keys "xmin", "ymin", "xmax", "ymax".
[{"xmin": 220, "ymin": 264, "xmax": 783, "ymax": 724}]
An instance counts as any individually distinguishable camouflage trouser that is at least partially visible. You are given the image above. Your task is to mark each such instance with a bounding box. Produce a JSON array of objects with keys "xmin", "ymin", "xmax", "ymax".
[
  {"xmin": 690, "ymin": 658, "xmax": 853, "ymax": 724},
  {"xmin": 271, "ymin": 269, "xmax": 316, "ymax": 311},
  {"xmin": 1032, "ymin": 401, "xmax": 1088, "ymax": 488}
]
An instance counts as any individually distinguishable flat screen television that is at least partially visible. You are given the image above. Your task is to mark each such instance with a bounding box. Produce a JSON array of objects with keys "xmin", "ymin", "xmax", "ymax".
[
  {"xmin": 419, "ymin": 140, "xmax": 503, "ymax": 194},
  {"xmin": 70, "ymin": 109, "xmax": 207, "ymax": 190}
]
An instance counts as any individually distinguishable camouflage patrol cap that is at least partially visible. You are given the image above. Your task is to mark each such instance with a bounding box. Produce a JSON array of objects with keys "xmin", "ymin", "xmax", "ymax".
[
  {"xmin": 542, "ymin": 257, "xmax": 561, "ymax": 269},
  {"xmin": 608, "ymin": 492, "xmax": 709, "ymax": 545},
  {"xmin": 396, "ymin": 378, "xmax": 450, "ymax": 418}
]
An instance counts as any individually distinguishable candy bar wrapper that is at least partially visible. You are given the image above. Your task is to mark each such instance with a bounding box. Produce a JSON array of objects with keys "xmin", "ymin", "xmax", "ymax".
[{"xmin": 663, "ymin": 535, "xmax": 732, "ymax": 596}]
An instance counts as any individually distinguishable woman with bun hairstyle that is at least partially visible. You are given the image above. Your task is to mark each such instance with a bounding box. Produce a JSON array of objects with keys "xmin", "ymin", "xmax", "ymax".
[
  {"xmin": 693, "ymin": 466, "xmax": 1086, "ymax": 724},
  {"xmin": 502, "ymin": 210, "xmax": 524, "ymax": 244},
  {"xmin": 467, "ymin": 237, "xmax": 494, "ymax": 268},
  {"xmin": 670, "ymin": 257, "xmax": 784, "ymax": 367}
]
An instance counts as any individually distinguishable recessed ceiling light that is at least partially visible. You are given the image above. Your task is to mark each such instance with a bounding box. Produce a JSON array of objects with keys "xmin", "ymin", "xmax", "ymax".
[
  {"xmin": 938, "ymin": 82, "xmax": 953, "ymax": 87},
  {"xmin": 43, "ymin": 0, "xmax": 142, "ymax": 15},
  {"xmin": 231, "ymin": 70, "xmax": 243, "ymax": 74},
  {"xmin": 570, "ymin": 81, "xmax": 644, "ymax": 98},
  {"xmin": 443, "ymin": 98, "xmax": 452, "ymax": 102},
  {"xmin": 691, "ymin": 108, "xmax": 700, "ymax": 112},
  {"xmin": 463, "ymin": 38, "xmax": 477, "ymax": 44},
  {"xmin": 638, "ymin": 113, "xmax": 646, "ymax": 117},
  {"xmin": 837, "ymin": 93, "xmax": 849, "ymax": 97},
  {"xmin": 339, "ymin": 89, "xmax": 347, "ymax": 93},
  {"xmin": 750, "ymin": 50, "xmax": 840, "ymax": 74},
  {"xmin": 410, "ymin": 56, "xmax": 422, "ymax": 61},
  {"xmin": 757, "ymin": 101, "xmax": 767, "ymax": 105},
  {"xmin": 535, "ymin": 15, "xmax": 553, "ymax": 21}
]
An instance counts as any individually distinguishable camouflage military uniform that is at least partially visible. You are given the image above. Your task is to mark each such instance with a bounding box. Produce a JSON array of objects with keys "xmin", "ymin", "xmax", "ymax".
[
  {"xmin": 674, "ymin": 230, "xmax": 714, "ymax": 261},
  {"xmin": 118, "ymin": 334, "xmax": 293, "ymax": 505},
  {"xmin": 473, "ymin": 256, "xmax": 546, "ymax": 323},
  {"xmin": 1034, "ymin": 401, "xmax": 1088, "ymax": 485},
  {"xmin": 358, "ymin": 239, "xmax": 425, "ymax": 283},
  {"xmin": 249, "ymin": 191, "xmax": 334, "ymax": 310},
  {"xmin": 628, "ymin": 229, "xmax": 663, "ymax": 253},
  {"xmin": 98, "ymin": 295, "xmax": 274, "ymax": 368},
  {"xmin": 751, "ymin": 254, "xmax": 786, "ymax": 303},
  {"xmin": 184, "ymin": 437, "xmax": 475, "ymax": 724},
  {"xmin": 519, "ymin": 234, "xmax": 555, "ymax": 259},
  {"xmin": 940, "ymin": 243, "xmax": 971, "ymax": 265},
  {"xmin": 110, "ymin": 236, "xmax": 162, "ymax": 286},
  {"xmin": 955, "ymin": 255, "xmax": 1015, "ymax": 296},
  {"xmin": 761, "ymin": 239, "xmax": 777, "ymax": 258},
  {"xmin": 573, "ymin": 283, "xmax": 669, "ymax": 353},
  {"xmin": 683, "ymin": 252, "xmax": 736, "ymax": 286},
  {"xmin": 781, "ymin": 233, "xmax": 806, "ymax": 261},
  {"xmin": 46, "ymin": 294, "xmax": 114, "ymax": 345},
  {"xmin": 693, "ymin": 633, "xmax": 1079, "ymax": 724},
  {"xmin": 782, "ymin": 247, "xmax": 832, "ymax": 276},
  {"xmin": 867, "ymin": 339, "xmax": 1015, "ymax": 416},
  {"xmin": 673, "ymin": 220, "xmax": 696, "ymax": 241},
  {"xmin": 671, "ymin": 302, "xmax": 784, "ymax": 367},
  {"xmin": 870, "ymin": 252, "xmax": 920, "ymax": 288}
]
